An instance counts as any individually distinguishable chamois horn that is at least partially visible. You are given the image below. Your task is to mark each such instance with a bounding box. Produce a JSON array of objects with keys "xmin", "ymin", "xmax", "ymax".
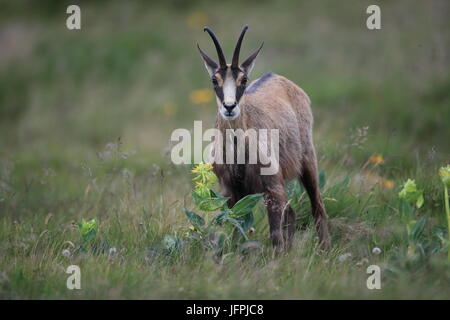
[
  {"xmin": 232, "ymin": 24, "xmax": 249, "ymax": 68},
  {"xmin": 203, "ymin": 26, "xmax": 227, "ymax": 69}
]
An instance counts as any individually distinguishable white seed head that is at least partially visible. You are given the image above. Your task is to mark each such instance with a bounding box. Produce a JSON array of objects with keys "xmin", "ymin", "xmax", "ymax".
[
  {"xmin": 372, "ymin": 247, "xmax": 382, "ymax": 255},
  {"xmin": 62, "ymin": 249, "xmax": 71, "ymax": 257},
  {"xmin": 109, "ymin": 247, "xmax": 117, "ymax": 256},
  {"xmin": 338, "ymin": 252, "xmax": 352, "ymax": 262}
]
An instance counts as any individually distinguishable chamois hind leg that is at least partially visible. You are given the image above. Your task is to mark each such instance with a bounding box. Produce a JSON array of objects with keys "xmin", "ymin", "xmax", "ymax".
[{"xmin": 300, "ymin": 157, "xmax": 331, "ymax": 250}]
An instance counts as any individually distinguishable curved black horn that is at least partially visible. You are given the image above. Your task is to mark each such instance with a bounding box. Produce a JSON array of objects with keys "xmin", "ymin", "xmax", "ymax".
[
  {"xmin": 203, "ymin": 26, "xmax": 227, "ymax": 68},
  {"xmin": 232, "ymin": 25, "xmax": 249, "ymax": 68}
]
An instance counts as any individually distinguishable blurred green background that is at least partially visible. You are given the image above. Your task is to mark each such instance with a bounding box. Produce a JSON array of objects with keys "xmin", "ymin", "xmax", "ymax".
[
  {"xmin": 0, "ymin": 0, "xmax": 449, "ymax": 299},
  {"xmin": 1, "ymin": 0, "xmax": 449, "ymax": 167}
]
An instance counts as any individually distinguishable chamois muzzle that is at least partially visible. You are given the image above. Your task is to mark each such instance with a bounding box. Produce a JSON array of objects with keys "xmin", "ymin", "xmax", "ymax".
[{"xmin": 223, "ymin": 103, "xmax": 237, "ymax": 112}]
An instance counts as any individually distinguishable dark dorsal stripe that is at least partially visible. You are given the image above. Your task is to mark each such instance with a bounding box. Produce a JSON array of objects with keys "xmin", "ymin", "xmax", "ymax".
[{"xmin": 245, "ymin": 72, "xmax": 274, "ymax": 94}]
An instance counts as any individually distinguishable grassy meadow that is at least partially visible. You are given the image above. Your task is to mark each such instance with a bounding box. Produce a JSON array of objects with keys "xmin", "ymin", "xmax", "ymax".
[{"xmin": 0, "ymin": 0, "xmax": 449, "ymax": 299}]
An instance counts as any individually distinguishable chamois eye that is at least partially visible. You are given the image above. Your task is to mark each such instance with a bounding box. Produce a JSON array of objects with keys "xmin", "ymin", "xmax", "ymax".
[
  {"xmin": 241, "ymin": 76, "xmax": 248, "ymax": 85},
  {"xmin": 211, "ymin": 77, "xmax": 218, "ymax": 86}
]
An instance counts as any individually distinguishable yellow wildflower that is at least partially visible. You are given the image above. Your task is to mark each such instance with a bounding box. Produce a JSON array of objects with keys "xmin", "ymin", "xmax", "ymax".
[
  {"xmin": 369, "ymin": 154, "xmax": 385, "ymax": 165},
  {"xmin": 381, "ymin": 179, "xmax": 394, "ymax": 189},
  {"xmin": 191, "ymin": 162, "xmax": 213, "ymax": 174},
  {"xmin": 190, "ymin": 89, "xmax": 213, "ymax": 104}
]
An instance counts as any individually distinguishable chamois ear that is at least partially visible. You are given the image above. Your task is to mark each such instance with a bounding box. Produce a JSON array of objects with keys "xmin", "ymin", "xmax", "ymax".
[
  {"xmin": 197, "ymin": 43, "xmax": 218, "ymax": 76},
  {"xmin": 240, "ymin": 42, "xmax": 264, "ymax": 75}
]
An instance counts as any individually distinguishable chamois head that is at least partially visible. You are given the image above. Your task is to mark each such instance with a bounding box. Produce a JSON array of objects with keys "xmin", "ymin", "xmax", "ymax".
[{"xmin": 197, "ymin": 25, "xmax": 264, "ymax": 120}]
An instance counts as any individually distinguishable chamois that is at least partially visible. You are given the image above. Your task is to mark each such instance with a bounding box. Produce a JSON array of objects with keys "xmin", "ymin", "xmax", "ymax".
[{"xmin": 197, "ymin": 25, "xmax": 330, "ymax": 250}]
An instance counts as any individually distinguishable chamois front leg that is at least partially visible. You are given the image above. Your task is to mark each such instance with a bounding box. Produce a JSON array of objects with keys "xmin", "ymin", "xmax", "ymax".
[
  {"xmin": 214, "ymin": 165, "xmax": 241, "ymax": 208},
  {"xmin": 219, "ymin": 183, "xmax": 242, "ymax": 208},
  {"xmin": 263, "ymin": 183, "xmax": 294, "ymax": 251},
  {"xmin": 225, "ymin": 192, "xmax": 241, "ymax": 208}
]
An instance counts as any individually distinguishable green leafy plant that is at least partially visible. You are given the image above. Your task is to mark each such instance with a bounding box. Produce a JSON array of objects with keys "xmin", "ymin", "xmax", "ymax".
[
  {"xmin": 77, "ymin": 218, "xmax": 98, "ymax": 242},
  {"xmin": 399, "ymin": 179, "xmax": 424, "ymax": 209},
  {"xmin": 398, "ymin": 179, "xmax": 425, "ymax": 257},
  {"xmin": 181, "ymin": 162, "xmax": 263, "ymax": 253},
  {"xmin": 163, "ymin": 235, "xmax": 184, "ymax": 253},
  {"xmin": 438, "ymin": 165, "xmax": 450, "ymax": 261},
  {"xmin": 397, "ymin": 177, "xmax": 450, "ymax": 260},
  {"xmin": 76, "ymin": 218, "xmax": 109, "ymax": 255}
]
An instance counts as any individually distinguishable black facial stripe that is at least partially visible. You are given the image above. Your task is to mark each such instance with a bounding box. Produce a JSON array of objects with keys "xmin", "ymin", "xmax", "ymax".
[
  {"xmin": 231, "ymin": 67, "xmax": 241, "ymax": 79},
  {"xmin": 231, "ymin": 66, "xmax": 247, "ymax": 103},
  {"xmin": 212, "ymin": 68, "xmax": 227, "ymax": 103},
  {"xmin": 214, "ymin": 86, "xmax": 224, "ymax": 101},
  {"xmin": 213, "ymin": 67, "xmax": 248, "ymax": 105},
  {"xmin": 214, "ymin": 68, "xmax": 227, "ymax": 103},
  {"xmin": 236, "ymin": 85, "xmax": 246, "ymax": 102}
]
